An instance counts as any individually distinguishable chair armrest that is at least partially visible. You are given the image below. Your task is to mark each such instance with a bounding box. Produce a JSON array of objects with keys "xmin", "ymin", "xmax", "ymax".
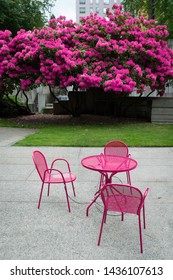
[
  {"xmin": 140, "ymin": 188, "xmax": 149, "ymax": 209},
  {"xmin": 43, "ymin": 168, "xmax": 65, "ymax": 182},
  {"xmin": 143, "ymin": 188, "xmax": 149, "ymax": 200},
  {"xmin": 51, "ymin": 158, "xmax": 71, "ymax": 172}
]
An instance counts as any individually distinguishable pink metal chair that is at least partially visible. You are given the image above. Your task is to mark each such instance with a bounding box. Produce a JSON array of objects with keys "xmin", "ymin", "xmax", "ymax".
[
  {"xmin": 86, "ymin": 183, "xmax": 149, "ymax": 253},
  {"xmin": 32, "ymin": 150, "xmax": 76, "ymax": 212},
  {"xmin": 103, "ymin": 140, "xmax": 131, "ymax": 184}
]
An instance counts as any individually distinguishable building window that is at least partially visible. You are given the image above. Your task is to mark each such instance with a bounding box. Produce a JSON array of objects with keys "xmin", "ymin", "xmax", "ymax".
[
  {"xmin": 103, "ymin": 8, "xmax": 107, "ymax": 14},
  {"xmin": 90, "ymin": 0, "xmax": 93, "ymax": 4},
  {"xmin": 90, "ymin": 7, "xmax": 93, "ymax": 13},
  {"xmin": 79, "ymin": 7, "xmax": 86, "ymax": 13},
  {"xmin": 104, "ymin": 0, "xmax": 109, "ymax": 4},
  {"xmin": 96, "ymin": 7, "xmax": 99, "ymax": 13},
  {"xmin": 114, "ymin": 0, "xmax": 117, "ymax": 3},
  {"xmin": 80, "ymin": 0, "xmax": 86, "ymax": 4},
  {"xmin": 96, "ymin": 0, "xmax": 99, "ymax": 4}
]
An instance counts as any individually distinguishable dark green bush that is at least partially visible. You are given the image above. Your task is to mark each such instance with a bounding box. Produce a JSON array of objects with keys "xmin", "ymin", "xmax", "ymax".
[{"xmin": 0, "ymin": 95, "xmax": 30, "ymax": 117}]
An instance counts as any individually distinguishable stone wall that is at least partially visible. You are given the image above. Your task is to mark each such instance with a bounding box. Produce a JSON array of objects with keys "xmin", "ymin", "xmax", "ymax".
[{"xmin": 151, "ymin": 97, "xmax": 173, "ymax": 123}]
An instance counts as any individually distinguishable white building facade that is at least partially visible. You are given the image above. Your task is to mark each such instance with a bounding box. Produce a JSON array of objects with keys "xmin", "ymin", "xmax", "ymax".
[{"xmin": 76, "ymin": 0, "xmax": 121, "ymax": 22}]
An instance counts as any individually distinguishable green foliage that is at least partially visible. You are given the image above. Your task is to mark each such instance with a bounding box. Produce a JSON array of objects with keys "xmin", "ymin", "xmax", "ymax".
[
  {"xmin": 0, "ymin": 0, "xmax": 55, "ymax": 36},
  {"xmin": 122, "ymin": 0, "xmax": 173, "ymax": 38},
  {"xmin": 0, "ymin": 95, "xmax": 28, "ymax": 117},
  {"xmin": 122, "ymin": 0, "xmax": 143, "ymax": 17},
  {"xmin": 154, "ymin": 1, "xmax": 173, "ymax": 38}
]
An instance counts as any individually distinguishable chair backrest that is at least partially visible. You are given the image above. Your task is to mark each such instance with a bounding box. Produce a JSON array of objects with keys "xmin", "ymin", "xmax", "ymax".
[
  {"xmin": 104, "ymin": 140, "xmax": 129, "ymax": 157},
  {"xmin": 32, "ymin": 150, "xmax": 48, "ymax": 181},
  {"xmin": 100, "ymin": 183, "xmax": 145, "ymax": 215}
]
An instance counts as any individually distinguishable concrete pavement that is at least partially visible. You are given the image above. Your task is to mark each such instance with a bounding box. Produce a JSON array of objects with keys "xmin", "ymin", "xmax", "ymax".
[{"xmin": 0, "ymin": 127, "xmax": 173, "ymax": 259}]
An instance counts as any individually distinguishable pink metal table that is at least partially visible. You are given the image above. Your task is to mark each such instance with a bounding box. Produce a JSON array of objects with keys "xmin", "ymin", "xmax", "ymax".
[
  {"xmin": 81, "ymin": 154, "xmax": 137, "ymax": 185},
  {"xmin": 81, "ymin": 154, "xmax": 138, "ymax": 214}
]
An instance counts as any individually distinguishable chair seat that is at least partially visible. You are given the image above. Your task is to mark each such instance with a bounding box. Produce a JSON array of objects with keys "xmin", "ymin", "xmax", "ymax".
[
  {"xmin": 44, "ymin": 172, "xmax": 76, "ymax": 184},
  {"xmin": 106, "ymin": 195, "xmax": 141, "ymax": 214}
]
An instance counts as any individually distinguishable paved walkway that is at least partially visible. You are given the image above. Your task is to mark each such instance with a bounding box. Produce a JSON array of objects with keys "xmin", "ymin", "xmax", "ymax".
[
  {"xmin": 0, "ymin": 127, "xmax": 36, "ymax": 146},
  {"xmin": 0, "ymin": 127, "xmax": 173, "ymax": 259}
]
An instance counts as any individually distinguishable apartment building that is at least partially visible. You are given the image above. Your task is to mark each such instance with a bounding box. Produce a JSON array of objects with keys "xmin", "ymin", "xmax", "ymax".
[{"xmin": 76, "ymin": 0, "xmax": 121, "ymax": 22}]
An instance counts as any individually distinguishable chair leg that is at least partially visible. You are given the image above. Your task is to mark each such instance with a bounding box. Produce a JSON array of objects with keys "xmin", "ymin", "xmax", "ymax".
[
  {"xmin": 143, "ymin": 204, "xmax": 146, "ymax": 229},
  {"xmin": 64, "ymin": 183, "xmax": 71, "ymax": 212},
  {"xmin": 86, "ymin": 191, "xmax": 101, "ymax": 216},
  {"xmin": 126, "ymin": 171, "xmax": 131, "ymax": 185},
  {"xmin": 98, "ymin": 209, "xmax": 107, "ymax": 246},
  {"xmin": 121, "ymin": 212, "xmax": 124, "ymax": 221},
  {"xmin": 38, "ymin": 182, "xmax": 44, "ymax": 209},
  {"xmin": 104, "ymin": 211, "xmax": 107, "ymax": 223},
  {"xmin": 99, "ymin": 174, "xmax": 106, "ymax": 190},
  {"xmin": 71, "ymin": 181, "xmax": 76, "ymax": 197},
  {"xmin": 138, "ymin": 215, "xmax": 143, "ymax": 253},
  {"xmin": 86, "ymin": 200, "xmax": 94, "ymax": 216},
  {"xmin": 47, "ymin": 183, "xmax": 50, "ymax": 196}
]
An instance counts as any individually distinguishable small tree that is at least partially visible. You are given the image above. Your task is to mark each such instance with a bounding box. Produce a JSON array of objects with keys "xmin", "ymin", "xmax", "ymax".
[{"xmin": 1, "ymin": 4, "xmax": 173, "ymax": 116}]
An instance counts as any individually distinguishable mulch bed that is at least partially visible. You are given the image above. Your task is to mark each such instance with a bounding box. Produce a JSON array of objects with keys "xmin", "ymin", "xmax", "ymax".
[{"xmin": 12, "ymin": 114, "xmax": 147, "ymax": 126}]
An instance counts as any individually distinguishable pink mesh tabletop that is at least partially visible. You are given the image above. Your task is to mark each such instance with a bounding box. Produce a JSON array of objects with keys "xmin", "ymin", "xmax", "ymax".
[{"xmin": 81, "ymin": 154, "xmax": 137, "ymax": 173}]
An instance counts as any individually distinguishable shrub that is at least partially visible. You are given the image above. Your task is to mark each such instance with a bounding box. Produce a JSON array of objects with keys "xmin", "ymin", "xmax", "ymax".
[{"xmin": 0, "ymin": 95, "xmax": 29, "ymax": 117}]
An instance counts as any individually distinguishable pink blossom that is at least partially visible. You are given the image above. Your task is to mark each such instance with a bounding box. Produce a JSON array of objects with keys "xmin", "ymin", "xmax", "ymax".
[{"xmin": 0, "ymin": 5, "xmax": 173, "ymax": 96}]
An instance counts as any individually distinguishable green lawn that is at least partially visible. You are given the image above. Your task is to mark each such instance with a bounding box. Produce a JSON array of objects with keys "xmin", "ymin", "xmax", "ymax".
[{"xmin": 0, "ymin": 117, "xmax": 172, "ymax": 147}]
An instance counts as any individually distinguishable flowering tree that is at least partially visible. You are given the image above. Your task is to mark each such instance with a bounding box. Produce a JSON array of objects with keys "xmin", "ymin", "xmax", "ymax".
[
  {"xmin": 72, "ymin": 5, "xmax": 173, "ymax": 95},
  {"xmin": 36, "ymin": 17, "xmax": 82, "ymax": 89},
  {"xmin": 0, "ymin": 30, "xmax": 13, "ymax": 98},
  {"xmin": 0, "ymin": 4, "xmax": 173, "ymax": 115},
  {"xmin": 0, "ymin": 28, "xmax": 41, "ymax": 113},
  {"xmin": 34, "ymin": 5, "xmax": 173, "ymax": 96}
]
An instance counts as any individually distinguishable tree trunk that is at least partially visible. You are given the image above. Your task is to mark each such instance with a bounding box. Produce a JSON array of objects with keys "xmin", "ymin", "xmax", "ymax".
[{"xmin": 149, "ymin": 0, "xmax": 155, "ymax": 19}]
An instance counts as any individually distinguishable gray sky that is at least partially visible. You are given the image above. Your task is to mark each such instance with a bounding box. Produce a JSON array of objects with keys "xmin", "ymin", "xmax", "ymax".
[{"xmin": 51, "ymin": 0, "xmax": 76, "ymax": 21}]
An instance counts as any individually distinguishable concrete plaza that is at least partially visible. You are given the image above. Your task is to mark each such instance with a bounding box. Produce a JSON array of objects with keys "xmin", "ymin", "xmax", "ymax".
[{"xmin": 0, "ymin": 127, "xmax": 173, "ymax": 260}]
